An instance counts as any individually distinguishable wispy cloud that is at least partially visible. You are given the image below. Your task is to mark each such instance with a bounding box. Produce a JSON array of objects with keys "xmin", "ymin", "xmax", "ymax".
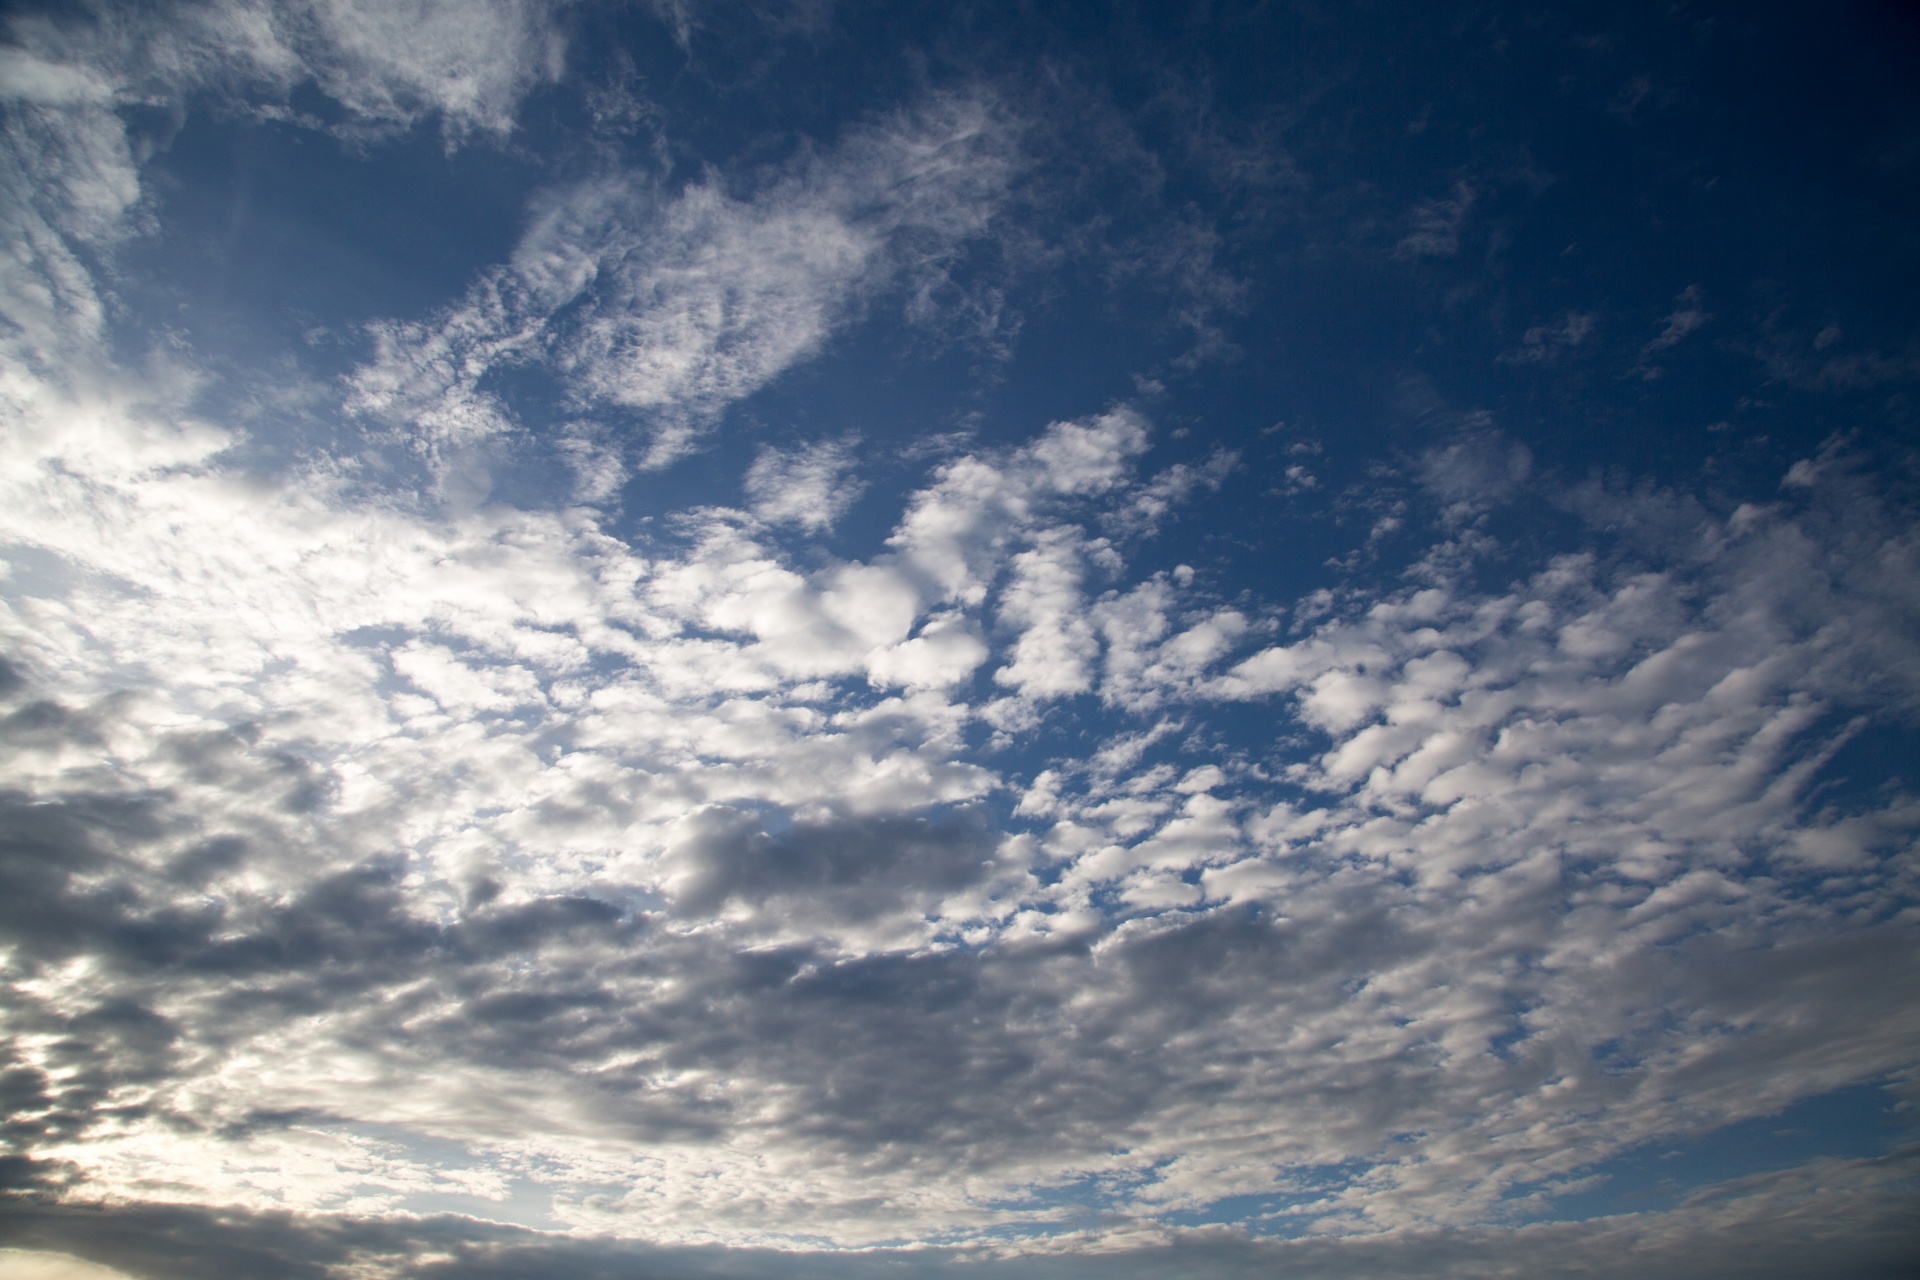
[
  {"xmin": 1643, "ymin": 285, "xmax": 1709, "ymax": 354},
  {"xmin": 4, "ymin": 0, "xmax": 571, "ymax": 140},
  {"xmin": 0, "ymin": 0, "xmax": 574, "ymax": 424},
  {"xmin": 1633, "ymin": 284, "xmax": 1713, "ymax": 378},
  {"xmin": 351, "ymin": 90, "xmax": 1019, "ymax": 468},
  {"xmin": 745, "ymin": 437, "xmax": 864, "ymax": 532},
  {"xmin": 1395, "ymin": 180, "xmax": 1475, "ymax": 259},
  {"xmin": 1500, "ymin": 311, "xmax": 1595, "ymax": 364}
]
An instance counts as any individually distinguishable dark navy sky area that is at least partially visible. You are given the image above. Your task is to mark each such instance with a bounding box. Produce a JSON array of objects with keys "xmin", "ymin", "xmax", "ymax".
[
  {"xmin": 2, "ymin": 3, "xmax": 1918, "ymax": 1278},
  {"xmin": 118, "ymin": 1, "xmax": 1920, "ymax": 603}
]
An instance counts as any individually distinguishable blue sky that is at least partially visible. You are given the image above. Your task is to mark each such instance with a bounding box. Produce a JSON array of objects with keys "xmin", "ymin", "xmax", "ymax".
[{"xmin": 1, "ymin": 2, "xmax": 1918, "ymax": 1277}]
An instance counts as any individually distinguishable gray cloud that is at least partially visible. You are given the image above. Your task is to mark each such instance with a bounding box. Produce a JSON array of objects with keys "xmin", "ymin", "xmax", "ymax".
[
  {"xmin": 3, "ymin": 1140, "xmax": 1919, "ymax": 1278},
  {"xmin": 2, "ymin": 391, "xmax": 1917, "ymax": 1249}
]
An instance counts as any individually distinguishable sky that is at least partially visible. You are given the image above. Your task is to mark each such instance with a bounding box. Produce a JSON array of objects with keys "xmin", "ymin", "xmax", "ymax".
[{"xmin": 1, "ymin": 2, "xmax": 1918, "ymax": 1277}]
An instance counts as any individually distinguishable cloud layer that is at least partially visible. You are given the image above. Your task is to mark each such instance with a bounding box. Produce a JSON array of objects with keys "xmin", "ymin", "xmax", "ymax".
[
  {"xmin": 1, "ymin": 1, "xmax": 1918, "ymax": 1276},
  {"xmin": 3, "ymin": 360, "xmax": 1916, "ymax": 1249}
]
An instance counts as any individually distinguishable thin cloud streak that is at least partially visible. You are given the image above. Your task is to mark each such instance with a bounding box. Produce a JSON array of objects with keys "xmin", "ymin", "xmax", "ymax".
[{"xmin": 350, "ymin": 89, "xmax": 1020, "ymax": 469}]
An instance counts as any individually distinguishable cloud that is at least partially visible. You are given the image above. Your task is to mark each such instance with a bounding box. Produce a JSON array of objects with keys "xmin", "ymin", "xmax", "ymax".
[
  {"xmin": 8, "ymin": 348, "xmax": 1916, "ymax": 1251},
  {"xmin": 3, "ymin": 0, "xmax": 571, "ymax": 141},
  {"xmin": 350, "ymin": 90, "xmax": 1020, "ymax": 467},
  {"xmin": 2, "ymin": 1143, "xmax": 1919, "ymax": 1278},
  {"xmin": 1394, "ymin": 180, "xmax": 1475, "ymax": 259},
  {"xmin": 0, "ymin": 0, "xmax": 574, "ymax": 468},
  {"xmin": 1500, "ymin": 311, "xmax": 1595, "ymax": 364},
  {"xmin": 1416, "ymin": 426, "xmax": 1533, "ymax": 521},
  {"xmin": 1, "ymin": 17, "xmax": 1918, "ymax": 1263},
  {"xmin": 991, "ymin": 526, "xmax": 1105, "ymax": 703},
  {"xmin": 272, "ymin": 0, "xmax": 570, "ymax": 137},
  {"xmin": 1639, "ymin": 285, "xmax": 1710, "ymax": 368},
  {"xmin": 0, "ymin": 384, "xmax": 1218, "ymax": 1241},
  {"xmin": 1104, "ymin": 448, "xmax": 1238, "ymax": 537},
  {"xmin": 1747, "ymin": 315, "xmax": 1920, "ymax": 393},
  {"xmin": 745, "ymin": 439, "xmax": 864, "ymax": 532}
]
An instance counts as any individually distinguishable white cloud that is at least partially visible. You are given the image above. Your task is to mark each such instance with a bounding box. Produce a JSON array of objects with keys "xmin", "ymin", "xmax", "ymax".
[
  {"xmin": 1105, "ymin": 447, "xmax": 1238, "ymax": 536},
  {"xmin": 283, "ymin": 0, "xmax": 569, "ymax": 137},
  {"xmin": 1418, "ymin": 427, "xmax": 1533, "ymax": 522},
  {"xmin": 5, "ymin": 0, "xmax": 570, "ymax": 139},
  {"xmin": 992, "ymin": 526, "xmax": 1103, "ymax": 701},
  {"xmin": 744, "ymin": 438, "xmax": 863, "ymax": 531},
  {"xmin": 350, "ymin": 90, "xmax": 1020, "ymax": 467},
  {"xmin": 0, "ymin": 29, "xmax": 1917, "ymax": 1258},
  {"xmin": 866, "ymin": 611, "xmax": 989, "ymax": 691},
  {"xmin": 0, "ymin": 0, "xmax": 575, "ymax": 478},
  {"xmin": 0, "ymin": 378, "xmax": 1239, "ymax": 1244},
  {"xmin": 3, "ymin": 394, "xmax": 1918, "ymax": 1247}
]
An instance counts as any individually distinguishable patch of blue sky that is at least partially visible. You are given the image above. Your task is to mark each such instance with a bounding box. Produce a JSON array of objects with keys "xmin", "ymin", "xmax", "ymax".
[
  {"xmin": 938, "ymin": 1158, "xmax": 1379, "ymax": 1243},
  {"xmin": 1161, "ymin": 1164, "xmax": 1379, "ymax": 1238},
  {"xmin": 1520, "ymin": 1080, "xmax": 1916, "ymax": 1224}
]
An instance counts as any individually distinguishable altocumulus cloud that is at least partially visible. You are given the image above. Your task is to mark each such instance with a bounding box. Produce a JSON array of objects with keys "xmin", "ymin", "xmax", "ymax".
[{"xmin": 1, "ymin": 1, "xmax": 1918, "ymax": 1278}]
